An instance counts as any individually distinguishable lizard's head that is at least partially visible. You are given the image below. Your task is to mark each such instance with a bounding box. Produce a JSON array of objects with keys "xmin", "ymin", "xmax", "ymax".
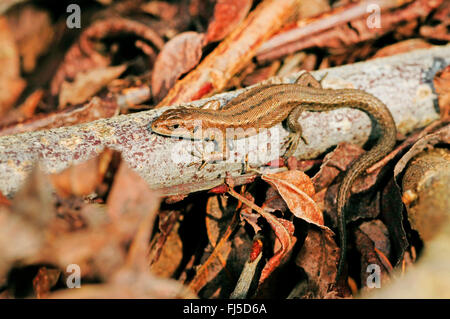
[{"xmin": 150, "ymin": 107, "xmax": 202, "ymax": 138}]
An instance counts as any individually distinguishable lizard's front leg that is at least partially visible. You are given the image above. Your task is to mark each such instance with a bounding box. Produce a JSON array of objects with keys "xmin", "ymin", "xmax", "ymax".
[
  {"xmin": 284, "ymin": 72, "xmax": 323, "ymax": 158},
  {"xmin": 190, "ymin": 131, "xmax": 228, "ymax": 169}
]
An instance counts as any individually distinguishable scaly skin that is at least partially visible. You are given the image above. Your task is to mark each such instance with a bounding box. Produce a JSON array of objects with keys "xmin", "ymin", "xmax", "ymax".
[{"xmin": 151, "ymin": 77, "xmax": 397, "ymax": 282}]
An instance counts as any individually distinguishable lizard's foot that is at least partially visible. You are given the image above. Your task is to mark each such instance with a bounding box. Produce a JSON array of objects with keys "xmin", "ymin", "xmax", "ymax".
[
  {"xmin": 241, "ymin": 154, "xmax": 259, "ymax": 174},
  {"xmin": 188, "ymin": 143, "xmax": 225, "ymax": 170},
  {"xmin": 284, "ymin": 132, "xmax": 308, "ymax": 158}
]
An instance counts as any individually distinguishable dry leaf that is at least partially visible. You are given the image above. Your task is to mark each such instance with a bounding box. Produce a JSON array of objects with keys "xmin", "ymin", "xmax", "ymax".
[
  {"xmin": 206, "ymin": 195, "xmax": 234, "ymax": 247},
  {"xmin": 151, "ymin": 32, "xmax": 205, "ymax": 102},
  {"xmin": 50, "ymin": 149, "xmax": 113, "ymax": 198},
  {"xmin": 149, "ymin": 216, "xmax": 183, "ymax": 278},
  {"xmin": 7, "ymin": 5, "xmax": 54, "ymax": 72},
  {"xmin": 355, "ymin": 228, "xmax": 391, "ymax": 291},
  {"xmin": 0, "ymin": 17, "xmax": 25, "ymax": 116},
  {"xmin": 312, "ymin": 142, "xmax": 364, "ymax": 192},
  {"xmin": 262, "ymin": 170, "xmax": 325, "ymax": 228},
  {"xmin": 107, "ymin": 161, "xmax": 160, "ymax": 220},
  {"xmin": 33, "ymin": 267, "xmax": 60, "ymax": 298},
  {"xmin": 259, "ymin": 215, "xmax": 296, "ymax": 284},
  {"xmin": 59, "ymin": 65, "xmax": 127, "ymax": 107},
  {"xmin": 295, "ymin": 227, "xmax": 340, "ymax": 298},
  {"xmin": 204, "ymin": 0, "xmax": 253, "ymax": 44}
]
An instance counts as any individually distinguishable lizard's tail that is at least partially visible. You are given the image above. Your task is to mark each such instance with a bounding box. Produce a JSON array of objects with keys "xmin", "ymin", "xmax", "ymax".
[{"xmin": 335, "ymin": 136, "xmax": 396, "ymax": 282}]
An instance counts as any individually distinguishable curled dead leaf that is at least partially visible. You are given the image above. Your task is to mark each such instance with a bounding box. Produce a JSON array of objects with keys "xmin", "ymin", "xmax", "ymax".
[
  {"xmin": 59, "ymin": 65, "xmax": 127, "ymax": 107},
  {"xmin": 262, "ymin": 170, "xmax": 325, "ymax": 228},
  {"xmin": 151, "ymin": 32, "xmax": 205, "ymax": 102}
]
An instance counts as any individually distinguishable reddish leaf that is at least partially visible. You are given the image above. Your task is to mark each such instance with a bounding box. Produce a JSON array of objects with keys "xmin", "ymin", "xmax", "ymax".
[
  {"xmin": 259, "ymin": 215, "xmax": 295, "ymax": 284},
  {"xmin": 151, "ymin": 32, "xmax": 205, "ymax": 102},
  {"xmin": 262, "ymin": 170, "xmax": 325, "ymax": 228},
  {"xmin": 205, "ymin": 0, "xmax": 253, "ymax": 44},
  {"xmin": 0, "ymin": 192, "xmax": 11, "ymax": 207},
  {"xmin": 33, "ymin": 267, "xmax": 60, "ymax": 298},
  {"xmin": 312, "ymin": 142, "xmax": 364, "ymax": 192},
  {"xmin": 295, "ymin": 228, "xmax": 342, "ymax": 298}
]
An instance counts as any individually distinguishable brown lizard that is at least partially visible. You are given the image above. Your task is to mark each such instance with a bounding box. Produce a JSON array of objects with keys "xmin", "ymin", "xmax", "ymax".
[{"xmin": 150, "ymin": 72, "xmax": 397, "ymax": 282}]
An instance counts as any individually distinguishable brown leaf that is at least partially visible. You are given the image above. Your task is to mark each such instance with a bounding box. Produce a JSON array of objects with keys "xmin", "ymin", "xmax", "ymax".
[
  {"xmin": 371, "ymin": 39, "xmax": 432, "ymax": 59},
  {"xmin": 419, "ymin": 0, "xmax": 450, "ymax": 41},
  {"xmin": 152, "ymin": 32, "xmax": 205, "ymax": 102},
  {"xmin": 0, "ymin": 166, "xmax": 54, "ymax": 278},
  {"xmin": 149, "ymin": 212, "xmax": 183, "ymax": 278},
  {"xmin": 241, "ymin": 61, "xmax": 280, "ymax": 87},
  {"xmin": 0, "ymin": 17, "xmax": 25, "ymax": 116},
  {"xmin": 7, "ymin": 5, "xmax": 54, "ymax": 72},
  {"xmin": 188, "ymin": 211, "xmax": 238, "ymax": 293},
  {"xmin": 262, "ymin": 170, "xmax": 325, "ymax": 228},
  {"xmin": 59, "ymin": 65, "xmax": 127, "ymax": 107},
  {"xmin": 50, "ymin": 149, "xmax": 113, "ymax": 198},
  {"xmin": 355, "ymin": 228, "xmax": 391, "ymax": 291},
  {"xmin": 358, "ymin": 220, "xmax": 391, "ymax": 262},
  {"xmin": 51, "ymin": 18, "xmax": 164, "ymax": 96},
  {"xmin": 140, "ymin": 1, "xmax": 179, "ymax": 21},
  {"xmin": 11, "ymin": 165, "xmax": 55, "ymax": 226},
  {"xmin": 262, "ymin": 186, "xmax": 288, "ymax": 215},
  {"xmin": 256, "ymin": 0, "xmax": 441, "ymax": 61},
  {"xmin": 313, "ymin": 142, "xmax": 382, "ymax": 194},
  {"xmin": 239, "ymin": 191, "xmax": 262, "ymax": 233},
  {"xmin": 225, "ymin": 185, "xmax": 296, "ymax": 288},
  {"xmin": 259, "ymin": 215, "xmax": 296, "ymax": 284},
  {"xmin": 204, "ymin": 0, "xmax": 253, "ymax": 44},
  {"xmin": 295, "ymin": 227, "xmax": 340, "ymax": 298},
  {"xmin": 33, "ymin": 267, "xmax": 60, "ymax": 298},
  {"xmin": 287, "ymin": 156, "xmax": 321, "ymax": 172},
  {"xmin": 312, "ymin": 142, "xmax": 364, "ymax": 192},
  {"xmin": 206, "ymin": 195, "xmax": 234, "ymax": 247},
  {"xmin": 48, "ymin": 269, "xmax": 195, "ymax": 299},
  {"xmin": 0, "ymin": 89, "xmax": 43, "ymax": 127},
  {"xmin": 107, "ymin": 161, "xmax": 160, "ymax": 220}
]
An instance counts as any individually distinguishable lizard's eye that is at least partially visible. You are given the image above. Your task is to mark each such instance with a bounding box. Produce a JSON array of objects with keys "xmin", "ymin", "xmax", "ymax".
[{"xmin": 169, "ymin": 124, "xmax": 179, "ymax": 130}]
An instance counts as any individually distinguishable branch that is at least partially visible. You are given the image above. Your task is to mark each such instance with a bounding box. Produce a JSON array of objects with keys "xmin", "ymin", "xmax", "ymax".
[{"xmin": 0, "ymin": 45, "xmax": 449, "ymax": 197}]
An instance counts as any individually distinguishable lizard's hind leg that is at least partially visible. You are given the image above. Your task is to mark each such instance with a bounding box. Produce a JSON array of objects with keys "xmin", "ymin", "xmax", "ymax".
[{"xmin": 295, "ymin": 72, "xmax": 322, "ymax": 88}]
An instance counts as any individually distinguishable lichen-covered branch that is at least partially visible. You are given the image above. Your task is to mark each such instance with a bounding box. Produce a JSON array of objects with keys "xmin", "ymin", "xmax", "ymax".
[{"xmin": 0, "ymin": 45, "xmax": 449, "ymax": 197}]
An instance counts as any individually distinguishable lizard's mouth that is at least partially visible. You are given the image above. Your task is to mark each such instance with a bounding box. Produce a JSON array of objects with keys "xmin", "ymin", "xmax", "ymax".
[{"xmin": 149, "ymin": 120, "xmax": 175, "ymax": 137}]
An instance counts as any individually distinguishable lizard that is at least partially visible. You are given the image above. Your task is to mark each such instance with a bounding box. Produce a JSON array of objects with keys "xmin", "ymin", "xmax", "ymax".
[{"xmin": 149, "ymin": 72, "xmax": 397, "ymax": 282}]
